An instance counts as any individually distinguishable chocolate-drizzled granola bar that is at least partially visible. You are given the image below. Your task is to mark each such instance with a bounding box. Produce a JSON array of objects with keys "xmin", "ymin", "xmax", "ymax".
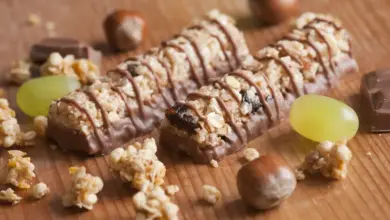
[
  {"xmin": 161, "ymin": 13, "xmax": 359, "ymax": 163},
  {"xmin": 47, "ymin": 10, "xmax": 250, "ymax": 155}
]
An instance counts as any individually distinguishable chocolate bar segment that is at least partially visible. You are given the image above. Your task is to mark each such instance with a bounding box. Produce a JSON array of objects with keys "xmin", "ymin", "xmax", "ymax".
[
  {"xmin": 161, "ymin": 13, "xmax": 359, "ymax": 163},
  {"xmin": 47, "ymin": 10, "xmax": 251, "ymax": 155},
  {"xmin": 360, "ymin": 69, "xmax": 390, "ymax": 132}
]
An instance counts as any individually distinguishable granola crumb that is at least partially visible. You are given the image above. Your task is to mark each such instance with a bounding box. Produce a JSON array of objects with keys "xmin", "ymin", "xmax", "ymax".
[
  {"xmin": 6, "ymin": 150, "xmax": 36, "ymax": 189},
  {"xmin": 21, "ymin": 131, "xmax": 37, "ymax": 147},
  {"xmin": 108, "ymin": 138, "xmax": 166, "ymax": 192},
  {"xmin": 0, "ymin": 98, "xmax": 23, "ymax": 148},
  {"xmin": 209, "ymin": 159, "xmax": 219, "ymax": 168},
  {"xmin": 33, "ymin": 116, "xmax": 48, "ymax": 137},
  {"xmin": 62, "ymin": 166, "xmax": 103, "ymax": 210},
  {"xmin": 133, "ymin": 186, "xmax": 179, "ymax": 220},
  {"xmin": 202, "ymin": 184, "xmax": 221, "ymax": 205},
  {"xmin": 0, "ymin": 188, "xmax": 22, "ymax": 205},
  {"xmin": 31, "ymin": 182, "xmax": 50, "ymax": 199},
  {"xmin": 294, "ymin": 168, "xmax": 305, "ymax": 181},
  {"xmin": 366, "ymin": 152, "xmax": 372, "ymax": 157},
  {"xmin": 242, "ymin": 148, "xmax": 260, "ymax": 162},
  {"xmin": 165, "ymin": 185, "xmax": 180, "ymax": 196},
  {"xmin": 27, "ymin": 14, "xmax": 41, "ymax": 26},
  {"xmin": 9, "ymin": 60, "xmax": 31, "ymax": 84},
  {"xmin": 299, "ymin": 140, "xmax": 352, "ymax": 180},
  {"xmin": 45, "ymin": 21, "xmax": 56, "ymax": 37}
]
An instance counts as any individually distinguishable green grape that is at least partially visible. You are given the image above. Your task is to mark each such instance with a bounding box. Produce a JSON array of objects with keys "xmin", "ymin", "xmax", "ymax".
[
  {"xmin": 17, "ymin": 76, "xmax": 81, "ymax": 117},
  {"xmin": 289, "ymin": 94, "xmax": 359, "ymax": 142}
]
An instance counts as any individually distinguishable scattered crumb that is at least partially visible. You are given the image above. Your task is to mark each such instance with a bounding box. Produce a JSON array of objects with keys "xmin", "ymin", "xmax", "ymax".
[
  {"xmin": 366, "ymin": 152, "xmax": 372, "ymax": 157},
  {"xmin": 31, "ymin": 182, "xmax": 50, "ymax": 199},
  {"xmin": 5, "ymin": 150, "xmax": 36, "ymax": 188},
  {"xmin": 294, "ymin": 168, "xmax": 305, "ymax": 181},
  {"xmin": 298, "ymin": 140, "xmax": 352, "ymax": 180},
  {"xmin": 242, "ymin": 148, "xmax": 260, "ymax": 162},
  {"xmin": 27, "ymin": 14, "xmax": 41, "ymax": 26},
  {"xmin": 49, "ymin": 144, "xmax": 57, "ymax": 150},
  {"xmin": 209, "ymin": 159, "xmax": 219, "ymax": 168},
  {"xmin": 202, "ymin": 184, "xmax": 221, "ymax": 205},
  {"xmin": 133, "ymin": 186, "xmax": 179, "ymax": 220},
  {"xmin": 62, "ymin": 166, "xmax": 103, "ymax": 210},
  {"xmin": 33, "ymin": 116, "xmax": 48, "ymax": 137},
  {"xmin": 21, "ymin": 131, "xmax": 37, "ymax": 146},
  {"xmin": 165, "ymin": 185, "xmax": 180, "ymax": 196},
  {"xmin": 9, "ymin": 59, "xmax": 31, "ymax": 84},
  {"xmin": 0, "ymin": 188, "xmax": 22, "ymax": 205},
  {"xmin": 0, "ymin": 98, "xmax": 23, "ymax": 147},
  {"xmin": 45, "ymin": 21, "xmax": 56, "ymax": 37}
]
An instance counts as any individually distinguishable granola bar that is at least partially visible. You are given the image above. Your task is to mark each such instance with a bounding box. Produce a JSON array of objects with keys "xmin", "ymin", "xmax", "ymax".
[
  {"xmin": 161, "ymin": 13, "xmax": 359, "ymax": 163},
  {"xmin": 47, "ymin": 10, "xmax": 250, "ymax": 155}
]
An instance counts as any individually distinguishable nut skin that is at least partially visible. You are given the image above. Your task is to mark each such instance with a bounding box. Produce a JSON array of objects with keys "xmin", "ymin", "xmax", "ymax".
[
  {"xmin": 236, "ymin": 155, "xmax": 296, "ymax": 210},
  {"xmin": 249, "ymin": 0, "xmax": 300, "ymax": 25},
  {"xmin": 103, "ymin": 10, "xmax": 147, "ymax": 51}
]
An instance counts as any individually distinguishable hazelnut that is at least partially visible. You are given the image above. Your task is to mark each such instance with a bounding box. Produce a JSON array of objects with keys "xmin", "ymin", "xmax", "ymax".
[
  {"xmin": 249, "ymin": 0, "xmax": 300, "ymax": 25},
  {"xmin": 236, "ymin": 155, "xmax": 296, "ymax": 210},
  {"xmin": 103, "ymin": 10, "xmax": 147, "ymax": 51}
]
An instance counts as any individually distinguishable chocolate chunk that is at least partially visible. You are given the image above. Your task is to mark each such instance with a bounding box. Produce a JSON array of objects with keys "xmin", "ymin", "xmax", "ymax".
[
  {"xmin": 166, "ymin": 104, "xmax": 199, "ymax": 133},
  {"xmin": 30, "ymin": 38, "xmax": 101, "ymax": 66},
  {"xmin": 361, "ymin": 69, "xmax": 390, "ymax": 132}
]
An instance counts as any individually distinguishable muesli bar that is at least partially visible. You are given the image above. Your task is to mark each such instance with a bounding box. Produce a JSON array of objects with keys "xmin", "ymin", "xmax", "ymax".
[
  {"xmin": 161, "ymin": 13, "xmax": 359, "ymax": 163},
  {"xmin": 47, "ymin": 10, "xmax": 250, "ymax": 155}
]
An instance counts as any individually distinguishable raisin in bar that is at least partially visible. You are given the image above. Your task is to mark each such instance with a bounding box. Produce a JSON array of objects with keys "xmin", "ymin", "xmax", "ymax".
[
  {"xmin": 47, "ymin": 10, "xmax": 250, "ymax": 155},
  {"xmin": 161, "ymin": 13, "xmax": 359, "ymax": 163}
]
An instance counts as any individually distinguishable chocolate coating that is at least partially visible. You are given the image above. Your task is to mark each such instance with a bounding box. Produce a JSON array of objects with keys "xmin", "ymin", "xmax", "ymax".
[
  {"xmin": 249, "ymin": 0, "xmax": 300, "ymax": 24},
  {"xmin": 30, "ymin": 37, "xmax": 101, "ymax": 66},
  {"xmin": 237, "ymin": 155, "xmax": 296, "ymax": 210},
  {"xmin": 360, "ymin": 69, "xmax": 390, "ymax": 132}
]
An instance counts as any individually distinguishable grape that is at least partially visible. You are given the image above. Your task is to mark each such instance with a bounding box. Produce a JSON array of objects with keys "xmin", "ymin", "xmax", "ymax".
[
  {"xmin": 17, "ymin": 76, "xmax": 81, "ymax": 117},
  {"xmin": 289, "ymin": 95, "xmax": 359, "ymax": 142}
]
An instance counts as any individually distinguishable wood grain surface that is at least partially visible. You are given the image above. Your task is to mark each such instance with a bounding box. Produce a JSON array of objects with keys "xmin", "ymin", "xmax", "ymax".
[{"xmin": 1, "ymin": 0, "xmax": 390, "ymax": 219}]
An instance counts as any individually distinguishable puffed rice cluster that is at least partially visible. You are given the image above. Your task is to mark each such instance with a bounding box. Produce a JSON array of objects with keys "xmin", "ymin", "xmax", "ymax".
[
  {"xmin": 108, "ymin": 138, "xmax": 166, "ymax": 192},
  {"xmin": 298, "ymin": 140, "xmax": 352, "ymax": 180},
  {"xmin": 0, "ymin": 188, "xmax": 22, "ymax": 205},
  {"xmin": 40, "ymin": 52, "xmax": 99, "ymax": 85},
  {"xmin": 62, "ymin": 166, "xmax": 104, "ymax": 210},
  {"xmin": 9, "ymin": 59, "xmax": 31, "ymax": 84},
  {"xmin": 133, "ymin": 185, "xmax": 180, "ymax": 220},
  {"xmin": 5, "ymin": 150, "xmax": 36, "ymax": 189}
]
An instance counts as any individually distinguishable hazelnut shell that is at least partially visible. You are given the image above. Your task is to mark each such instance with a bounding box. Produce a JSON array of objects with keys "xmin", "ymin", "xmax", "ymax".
[
  {"xmin": 103, "ymin": 10, "xmax": 147, "ymax": 51},
  {"xmin": 249, "ymin": 0, "xmax": 300, "ymax": 24},
  {"xmin": 236, "ymin": 155, "xmax": 296, "ymax": 210}
]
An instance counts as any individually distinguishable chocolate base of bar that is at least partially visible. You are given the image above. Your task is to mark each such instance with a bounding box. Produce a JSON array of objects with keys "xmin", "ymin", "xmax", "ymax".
[
  {"xmin": 360, "ymin": 69, "xmax": 390, "ymax": 132},
  {"xmin": 160, "ymin": 57, "xmax": 359, "ymax": 163}
]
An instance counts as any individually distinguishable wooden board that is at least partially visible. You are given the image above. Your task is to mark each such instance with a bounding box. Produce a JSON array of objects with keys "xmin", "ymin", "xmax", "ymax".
[{"xmin": 1, "ymin": 0, "xmax": 390, "ymax": 219}]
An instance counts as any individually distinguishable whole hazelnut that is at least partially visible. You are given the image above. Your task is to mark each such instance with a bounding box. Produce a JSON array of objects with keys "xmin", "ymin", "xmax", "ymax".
[
  {"xmin": 249, "ymin": 0, "xmax": 300, "ymax": 25},
  {"xmin": 103, "ymin": 10, "xmax": 147, "ymax": 51},
  {"xmin": 236, "ymin": 155, "xmax": 296, "ymax": 210}
]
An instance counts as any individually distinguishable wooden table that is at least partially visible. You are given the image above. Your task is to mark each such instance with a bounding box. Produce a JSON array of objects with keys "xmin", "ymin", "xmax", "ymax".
[{"xmin": 1, "ymin": 0, "xmax": 390, "ymax": 219}]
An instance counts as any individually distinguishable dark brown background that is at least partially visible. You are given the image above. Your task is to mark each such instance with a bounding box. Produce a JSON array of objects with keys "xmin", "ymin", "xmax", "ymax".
[{"xmin": 1, "ymin": 0, "xmax": 390, "ymax": 219}]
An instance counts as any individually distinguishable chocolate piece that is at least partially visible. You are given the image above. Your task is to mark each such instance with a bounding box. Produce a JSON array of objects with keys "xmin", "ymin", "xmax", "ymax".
[
  {"xmin": 47, "ymin": 10, "xmax": 251, "ymax": 155},
  {"xmin": 30, "ymin": 38, "xmax": 101, "ymax": 66},
  {"xmin": 360, "ymin": 69, "xmax": 390, "ymax": 132},
  {"xmin": 160, "ymin": 13, "xmax": 359, "ymax": 163}
]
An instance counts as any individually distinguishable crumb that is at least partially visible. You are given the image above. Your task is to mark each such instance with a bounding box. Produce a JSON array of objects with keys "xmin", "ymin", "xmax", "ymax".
[
  {"xmin": 209, "ymin": 159, "xmax": 219, "ymax": 168},
  {"xmin": 31, "ymin": 182, "xmax": 50, "ymax": 199},
  {"xmin": 299, "ymin": 140, "xmax": 352, "ymax": 180},
  {"xmin": 21, "ymin": 131, "xmax": 37, "ymax": 146},
  {"xmin": 62, "ymin": 166, "xmax": 103, "ymax": 210},
  {"xmin": 133, "ymin": 186, "xmax": 179, "ymax": 220},
  {"xmin": 165, "ymin": 185, "xmax": 180, "ymax": 196},
  {"xmin": 45, "ymin": 21, "xmax": 56, "ymax": 37},
  {"xmin": 366, "ymin": 152, "xmax": 372, "ymax": 157},
  {"xmin": 202, "ymin": 184, "xmax": 221, "ymax": 205},
  {"xmin": 49, "ymin": 144, "xmax": 57, "ymax": 150},
  {"xmin": 0, "ymin": 98, "xmax": 23, "ymax": 147},
  {"xmin": 27, "ymin": 14, "xmax": 41, "ymax": 26},
  {"xmin": 294, "ymin": 168, "xmax": 305, "ymax": 181},
  {"xmin": 5, "ymin": 150, "xmax": 36, "ymax": 188},
  {"xmin": 33, "ymin": 116, "xmax": 48, "ymax": 137},
  {"xmin": 9, "ymin": 60, "xmax": 31, "ymax": 84},
  {"xmin": 242, "ymin": 148, "xmax": 260, "ymax": 162},
  {"xmin": 0, "ymin": 188, "xmax": 22, "ymax": 205}
]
